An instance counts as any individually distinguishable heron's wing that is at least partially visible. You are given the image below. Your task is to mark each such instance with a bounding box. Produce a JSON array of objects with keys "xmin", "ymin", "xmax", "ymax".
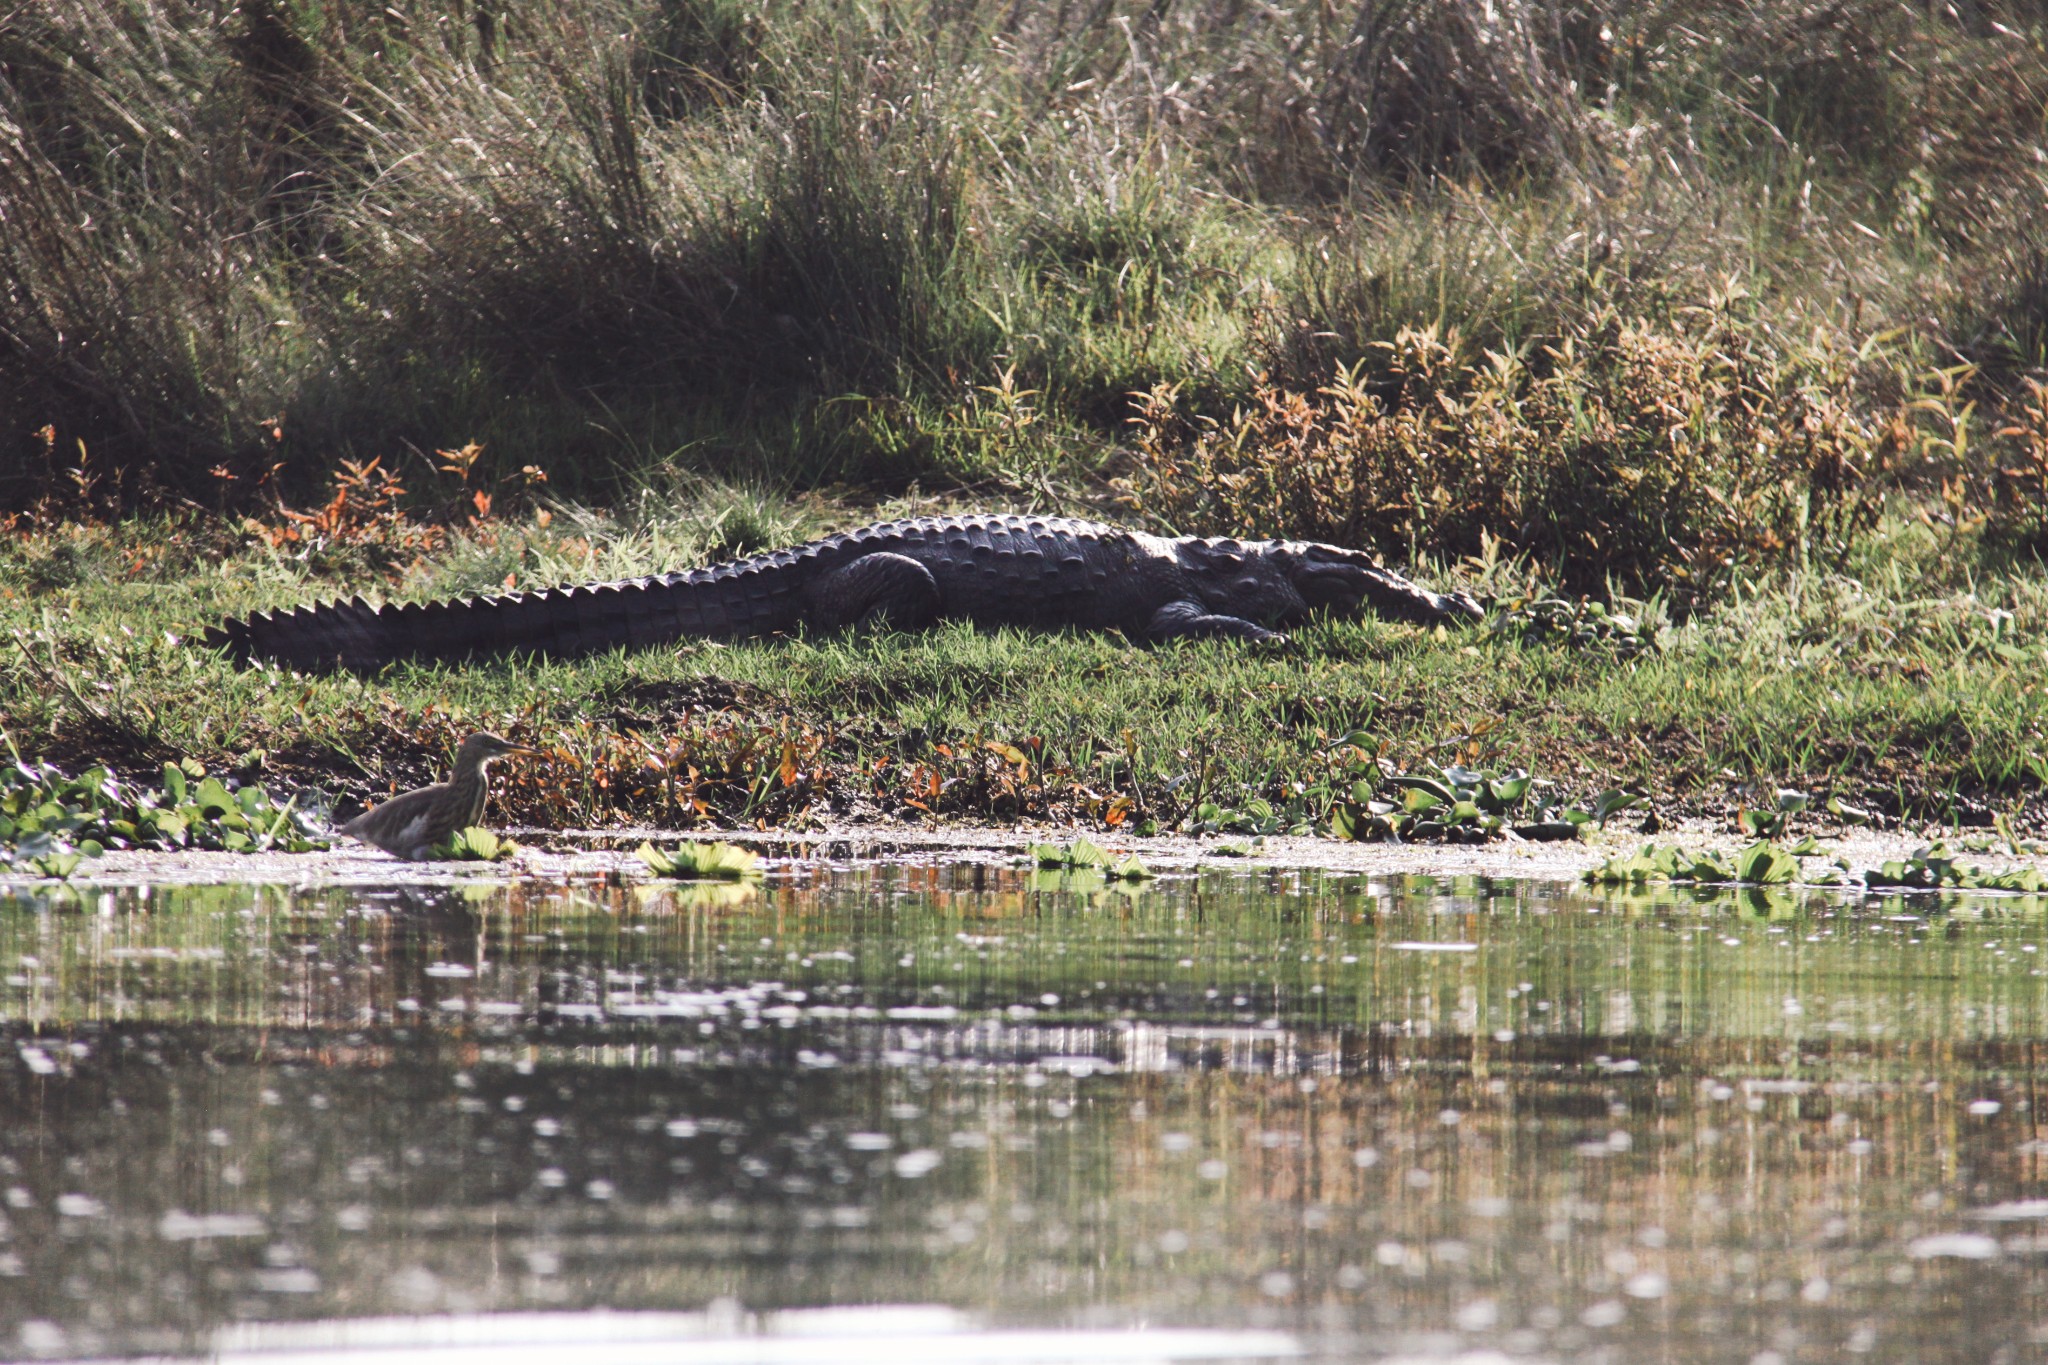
[
  {"xmin": 390, "ymin": 808, "xmax": 437, "ymax": 851},
  {"xmin": 340, "ymin": 792, "xmax": 443, "ymax": 856}
]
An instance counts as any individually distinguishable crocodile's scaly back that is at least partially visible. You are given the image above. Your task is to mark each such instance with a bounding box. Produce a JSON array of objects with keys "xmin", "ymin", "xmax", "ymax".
[
  {"xmin": 211, "ymin": 515, "xmax": 1141, "ymax": 671},
  {"xmin": 208, "ymin": 513, "xmax": 1478, "ymax": 671}
]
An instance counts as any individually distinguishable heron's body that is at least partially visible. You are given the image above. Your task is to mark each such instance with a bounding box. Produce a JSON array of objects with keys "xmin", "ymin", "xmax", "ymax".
[{"xmin": 340, "ymin": 733, "xmax": 533, "ymax": 859}]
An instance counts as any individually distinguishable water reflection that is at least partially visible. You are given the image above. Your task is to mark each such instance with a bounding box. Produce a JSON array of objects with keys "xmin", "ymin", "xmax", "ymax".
[{"xmin": 3, "ymin": 865, "xmax": 2046, "ymax": 1362}]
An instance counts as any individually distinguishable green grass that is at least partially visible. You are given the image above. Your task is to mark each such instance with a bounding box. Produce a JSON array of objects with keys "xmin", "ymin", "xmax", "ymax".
[
  {"xmin": 1, "ymin": 509, "xmax": 2042, "ymax": 837},
  {"xmin": 4, "ymin": 1, "xmax": 2047, "ymax": 548},
  {"xmin": 6, "ymin": 2, "xmax": 2048, "ymax": 835}
]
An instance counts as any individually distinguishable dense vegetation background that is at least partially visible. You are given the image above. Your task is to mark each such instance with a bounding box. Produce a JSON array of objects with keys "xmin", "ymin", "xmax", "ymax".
[{"xmin": 3, "ymin": 0, "xmax": 2045, "ymax": 594}]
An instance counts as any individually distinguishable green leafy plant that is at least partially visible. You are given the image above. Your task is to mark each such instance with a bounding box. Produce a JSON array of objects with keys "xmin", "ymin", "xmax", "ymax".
[
  {"xmin": 10, "ymin": 837, "xmax": 84, "ymax": 879},
  {"xmin": 638, "ymin": 840, "xmax": 763, "ymax": 880},
  {"xmin": 1184, "ymin": 797, "xmax": 1312, "ymax": 838},
  {"xmin": 1586, "ymin": 839, "xmax": 2047, "ymax": 892},
  {"xmin": 435, "ymin": 827, "xmax": 518, "ymax": 862},
  {"xmin": 1033, "ymin": 837, "xmax": 1104, "ymax": 867},
  {"xmin": 1032, "ymin": 839, "xmax": 1155, "ymax": 880},
  {"xmin": 1965, "ymin": 866, "xmax": 2048, "ymax": 893},
  {"xmin": 1585, "ymin": 843, "xmax": 1726, "ymax": 887},
  {"xmin": 1738, "ymin": 789, "xmax": 1809, "ymax": 839},
  {"xmin": 1490, "ymin": 596, "xmax": 1670, "ymax": 657},
  {"xmin": 1328, "ymin": 760, "xmax": 1638, "ymax": 844},
  {"xmin": 1734, "ymin": 842, "xmax": 1800, "ymax": 885},
  {"xmin": 1580, "ymin": 789, "xmax": 1646, "ymax": 828},
  {"xmin": 1861, "ymin": 843, "xmax": 2048, "ymax": 892},
  {"xmin": 30, "ymin": 852, "xmax": 82, "ymax": 878},
  {"xmin": 0, "ymin": 755, "xmax": 327, "ymax": 865},
  {"xmin": 1585, "ymin": 841, "xmax": 1827, "ymax": 887}
]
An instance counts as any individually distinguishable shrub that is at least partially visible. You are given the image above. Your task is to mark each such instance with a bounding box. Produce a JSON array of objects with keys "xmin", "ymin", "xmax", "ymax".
[
  {"xmin": 2, "ymin": 0, "xmax": 2045, "ymax": 529},
  {"xmin": 1989, "ymin": 379, "xmax": 2048, "ymax": 563},
  {"xmin": 1123, "ymin": 302, "xmax": 1901, "ymax": 600}
]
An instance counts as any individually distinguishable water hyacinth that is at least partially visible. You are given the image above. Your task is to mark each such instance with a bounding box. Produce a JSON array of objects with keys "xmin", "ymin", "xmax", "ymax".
[
  {"xmin": 0, "ymin": 756, "xmax": 328, "ymax": 874},
  {"xmin": 1031, "ymin": 839, "xmax": 1155, "ymax": 881},
  {"xmin": 638, "ymin": 841, "xmax": 764, "ymax": 880}
]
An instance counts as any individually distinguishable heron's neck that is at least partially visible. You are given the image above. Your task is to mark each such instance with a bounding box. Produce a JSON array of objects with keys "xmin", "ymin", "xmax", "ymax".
[{"xmin": 448, "ymin": 759, "xmax": 493, "ymax": 825}]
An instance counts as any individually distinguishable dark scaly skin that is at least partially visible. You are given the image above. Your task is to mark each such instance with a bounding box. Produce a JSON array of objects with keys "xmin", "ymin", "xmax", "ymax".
[{"xmin": 207, "ymin": 514, "xmax": 1482, "ymax": 672}]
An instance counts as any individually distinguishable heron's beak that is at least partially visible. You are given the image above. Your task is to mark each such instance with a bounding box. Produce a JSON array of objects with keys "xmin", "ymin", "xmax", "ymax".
[{"xmin": 485, "ymin": 745, "xmax": 542, "ymax": 763}]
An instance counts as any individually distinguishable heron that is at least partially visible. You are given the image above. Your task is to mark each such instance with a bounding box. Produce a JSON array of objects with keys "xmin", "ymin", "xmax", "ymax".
[{"xmin": 340, "ymin": 732, "xmax": 537, "ymax": 860}]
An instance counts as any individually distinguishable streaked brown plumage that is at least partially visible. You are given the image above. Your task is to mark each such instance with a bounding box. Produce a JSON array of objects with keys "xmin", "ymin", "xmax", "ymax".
[{"xmin": 339, "ymin": 732, "xmax": 536, "ymax": 860}]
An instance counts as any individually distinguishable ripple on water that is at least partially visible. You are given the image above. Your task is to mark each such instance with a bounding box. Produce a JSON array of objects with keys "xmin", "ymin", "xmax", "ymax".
[{"xmin": 1, "ymin": 866, "xmax": 2044, "ymax": 1363}]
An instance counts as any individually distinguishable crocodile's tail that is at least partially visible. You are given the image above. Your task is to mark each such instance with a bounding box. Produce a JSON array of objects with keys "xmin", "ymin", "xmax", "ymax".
[{"xmin": 206, "ymin": 569, "xmax": 801, "ymax": 672}]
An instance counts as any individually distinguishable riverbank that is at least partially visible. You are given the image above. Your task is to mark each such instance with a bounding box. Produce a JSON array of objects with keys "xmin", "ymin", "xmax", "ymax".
[
  {"xmin": 13, "ymin": 817, "xmax": 2041, "ymax": 892},
  {"xmin": 3, "ymin": 509, "xmax": 2045, "ymax": 859}
]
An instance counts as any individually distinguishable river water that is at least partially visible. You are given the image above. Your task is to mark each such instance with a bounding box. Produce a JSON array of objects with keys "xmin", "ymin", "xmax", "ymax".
[{"xmin": 2, "ymin": 860, "xmax": 2045, "ymax": 1363}]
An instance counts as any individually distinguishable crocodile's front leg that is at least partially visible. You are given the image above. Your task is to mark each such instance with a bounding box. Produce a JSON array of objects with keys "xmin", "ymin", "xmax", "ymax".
[
  {"xmin": 805, "ymin": 552, "xmax": 944, "ymax": 631},
  {"xmin": 1142, "ymin": 600, "xmax": 1285, "ymax": 644}
]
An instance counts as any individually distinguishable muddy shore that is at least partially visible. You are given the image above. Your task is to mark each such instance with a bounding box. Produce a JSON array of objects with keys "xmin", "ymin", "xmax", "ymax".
[{"xmin": 10, "ymin": 819, "xmax": 2042, "ymax": 890}]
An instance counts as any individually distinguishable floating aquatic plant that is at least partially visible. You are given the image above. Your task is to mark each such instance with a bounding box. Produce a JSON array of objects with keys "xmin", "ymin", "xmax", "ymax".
[
  {"xmin": 434, "ymin": 827, "xmax": 519, "ymax": 862},
  {"xmin": 638, "ymin": 840, "xmax": 763, "ymax": 880},
  {"xmin": 1585, "ymin": 840, "xmax": 2048, "ymax": 892},
  {"xmin": 1032, "ymin": 838, "xmax": 1154, "ymax": 880},
  {"xmin": 0, "ymin": 755, "xmax": 328, "ymax": 874}
]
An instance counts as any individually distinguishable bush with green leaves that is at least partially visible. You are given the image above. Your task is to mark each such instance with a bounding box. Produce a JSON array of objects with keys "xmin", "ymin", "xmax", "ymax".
[
  {"xmin": 0, "ymin": 755, "xmax": 329, "ymax": 877},
  {"xmin": 1125, "ymin": 312, "xmax": 1900, "ymax": 601}
]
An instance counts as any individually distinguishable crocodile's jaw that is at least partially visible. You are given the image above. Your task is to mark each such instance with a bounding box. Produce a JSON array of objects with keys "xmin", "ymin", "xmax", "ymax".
[{"xmin": 1273, "ymin": 541, "xmax": 1483, "ymax": 625}]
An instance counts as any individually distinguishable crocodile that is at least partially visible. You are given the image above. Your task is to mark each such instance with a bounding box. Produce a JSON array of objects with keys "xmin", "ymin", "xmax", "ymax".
[{"xmin": 209, "ymin": 513, "xmax": 1482, "ymax": 672}]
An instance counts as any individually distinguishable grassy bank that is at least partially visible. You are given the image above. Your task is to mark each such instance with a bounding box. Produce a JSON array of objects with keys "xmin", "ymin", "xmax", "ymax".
[
  {"xmin": 1, "ymin": 503, "xmax": 2043, "ymax": 841},
  {"xmin": 3, "ymin": 1, "xmax": 2046, "ymax": 843},
  {"xmin": 3, "ymin": 2, "xmax": 2047, "ymax": 580}
]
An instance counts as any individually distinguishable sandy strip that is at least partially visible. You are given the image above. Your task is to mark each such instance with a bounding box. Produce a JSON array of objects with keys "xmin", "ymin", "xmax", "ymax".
[{"xmin": 7, "ymin": 819, "xmax": 2039, "ymax": 890}]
